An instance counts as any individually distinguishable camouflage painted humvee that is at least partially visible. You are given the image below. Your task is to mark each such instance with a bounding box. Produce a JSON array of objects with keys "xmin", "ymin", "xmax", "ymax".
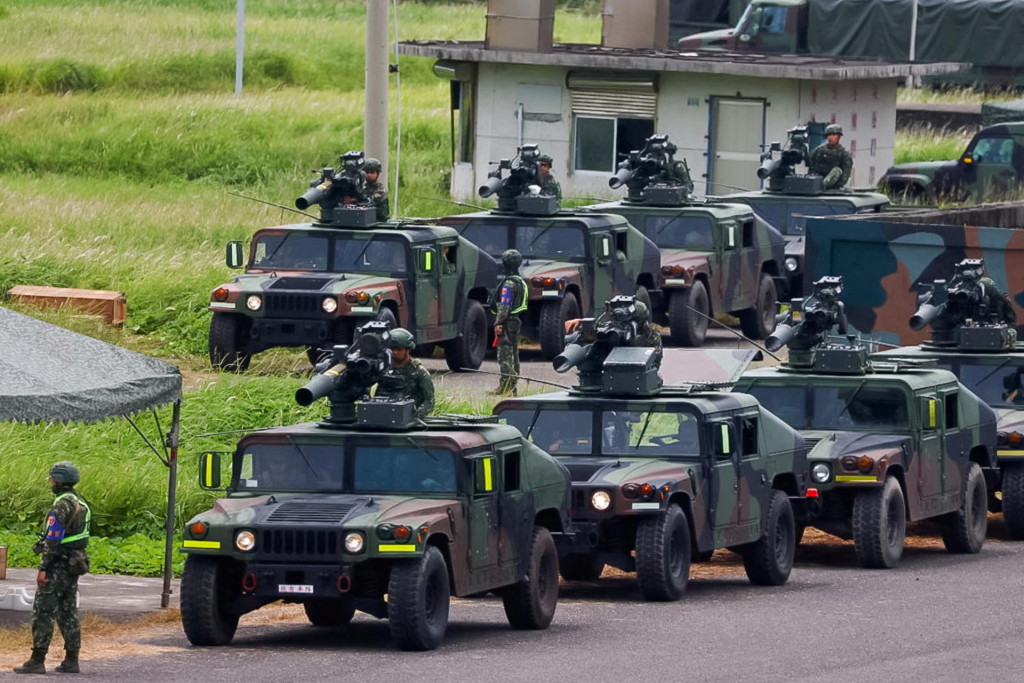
[
  {"xmin": 495, "ymin": 344, "xmax": 808, "ymax": 602},
  {"xmin": 733, "ymin": 283, "xmax": 998, "ymax": 568},
  {"xmin": 209, "ymin": 172, "xmax": 499, "ymax": 372},
  {"xmin": 180, "ymin": 336, "xmax": 571, "ymax": 651}
]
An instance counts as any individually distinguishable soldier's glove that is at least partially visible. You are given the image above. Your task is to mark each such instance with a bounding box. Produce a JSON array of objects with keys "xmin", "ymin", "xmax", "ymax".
[
  {"xmin": 32, "ymin": 541, "xmax": 44, "ymax": 555},
  {"xmin": 823, "ymin": 167, "xmax": 843, "ymax": 188}
]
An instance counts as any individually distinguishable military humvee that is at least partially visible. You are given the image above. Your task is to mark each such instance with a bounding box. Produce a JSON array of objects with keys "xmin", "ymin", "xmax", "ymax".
[
  {"xmin": 208, "ymin": 153, "xmax": 499, "ymax": 372},
  {"xmin": 180, "ymin": 326, "xmax": 571, "ymax": 651},
  {"xmin": 436, "ymin": 144, "xmax": 661, "ymax": 359},
  {"xmin": 733, "ymin": 277, "xmax": 998, "ymax": 568},
  {"xmin": 871, "ymin": 259, "xmax": 1024, "ymax": 538},
  {"xmin": 494, "ymin": 304, "xmax": 807, "ymax": 601},
  {"xmin": 580, "ymin": 133, "xmax": 786, "ymax": 346}
]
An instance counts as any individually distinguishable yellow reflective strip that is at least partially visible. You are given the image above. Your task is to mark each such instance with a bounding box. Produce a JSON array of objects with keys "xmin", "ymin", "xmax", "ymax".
[
  {"xmin": 484, "ymin": 458, "xmax": 493, "ymax": 491},
  {"xmin": 998, "ymin": 450, "xmax": 1024, "ymax": 457},
  {"xmin": 183, "ymin": 540, "xmax": 221, "ymax": 549},
  {"xmin": 378, "ymin": 544, "xmax": 417, "ymax": 552},
  {"xmin": 204, "ymin": 457, "xmax": 214, "ymax": 487},
  {"xmin": 721, "ymin": 424, "xmax": 730, "ymax": 453},
  {"xmin": 929, "ymin": 400, "xmax": 937, "ymax": 427},
  {"xmin": 425, "ymin": 250, "xmax": 433, "ymax": 271},
  {"xmin": 835, "ymin": 475, "xmax": 879, "ymax": 482}
]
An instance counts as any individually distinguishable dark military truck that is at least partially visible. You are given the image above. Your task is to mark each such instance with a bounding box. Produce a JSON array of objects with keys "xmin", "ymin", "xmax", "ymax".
[
  {"xmin": 580, "ymin": 133, "xmax": 786, "ymax": 346},
  {"xmin": 494, "ymin": 311, "xmax": 807, "ymax": 602},
  {"xmin": 209, "ymin": 157, "xmax": 499, "ymax": 372},
  {"xmin": 181, "ymin": 328, "xmax": 571, "ymax": 651},
  {"xmin": 436, "ymin": 144, "xmax": 661, "ymax": 359},
  {"xmin": 733, "ymin": 278, "xmax": 998, "ymax": 568}
]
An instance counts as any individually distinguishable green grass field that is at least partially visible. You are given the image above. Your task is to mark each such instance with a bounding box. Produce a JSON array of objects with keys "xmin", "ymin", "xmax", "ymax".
[{"xmin": 0, "ymin": 0, "xmax": 1002, "ymax": 574}]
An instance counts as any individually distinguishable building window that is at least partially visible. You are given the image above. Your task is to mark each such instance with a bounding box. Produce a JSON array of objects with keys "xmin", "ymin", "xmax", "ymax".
[{"xmin": 573, "ymin": 115, "xmax": 654, "ymax": 173}]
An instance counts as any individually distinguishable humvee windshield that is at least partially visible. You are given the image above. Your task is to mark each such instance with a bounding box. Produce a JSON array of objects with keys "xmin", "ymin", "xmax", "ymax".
[
  {"xmin": 941, "ymin": 359, "xmax": 1024, "ymax": 407},
  {"xmin": 459, "ymin": 222, "xmax": 587, "ymax": 260},
  {"xmin": 742, "ymin": 200, "xmax": 853, "ymax": 235},
  {"xmin": 641, "ymin": 215, "xmax": 714, "ymax": 250},
  {"xmin": 743, "ymin": 382, "xmax": 911, "ymax": 430},
  {"xmin": 252, "ymin": 233, "xmax": 408, "ymax": 273},
  {"xmin": 236, "ymin": 441, "xmax": 456, "ymax": 494},
  {"xmin": 499, "ymin": 407, "xmax": 701, "ymax": 458}
]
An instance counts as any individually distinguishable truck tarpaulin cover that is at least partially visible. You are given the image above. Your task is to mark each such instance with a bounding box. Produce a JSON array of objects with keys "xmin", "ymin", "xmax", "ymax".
[{"xmin": 809, "ymin": 0, "xmax": 1024, "ymax": 67}]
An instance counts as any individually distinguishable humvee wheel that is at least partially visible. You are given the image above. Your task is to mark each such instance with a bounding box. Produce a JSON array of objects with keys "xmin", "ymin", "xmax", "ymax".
[
  {"xmin": 539, "ymin": 295, "xmax": 580, "ymax": 360},
  {"xmin": 388, "ymin": 545, "xmax": 451, "ymax": 651},
  {"xmin": 180, "ymin": 555, "xmax": 241, "ymax": 646},
  {"xmin": 1003, "ymin": 463, "xmax": 1024, "ymax": 540},
  {"xmin": 852, "ymin": 476, "xmax": 906, "ymax": 569},
  {"xmin": 635, "ymin": 505, "xmax": 691, "ymax": 601},
  {"xmin": 739, "ymin": 273, "xmax": 778, "ymax": 340},
  {"xmin": 941, "ymin": 463, "xmax": 987, "ymax": 554},
  {"xmin": 669, "ymin": 282, "xmax": 708, "ymax": 347},
  {"xmin": 444, "ymin": 299, "xmax": 487, "ymax": 371},
  {"xmin": 303, "ymin": 597, "xmax": 355, "ymax": 627},
  {"xmin": 559, "ymin": 553, "xmax": 604, "ymax": 581},
  {"xmin": 209, "ymin": 313, "xmax": 252, "ymax": 372},
  {"xmin": 503, "ymin": 527, "xmax": 559, "ymax": 630},
  {"xmin": 741, "ymin": 489, "xmax": 795, "ymax": 586}
]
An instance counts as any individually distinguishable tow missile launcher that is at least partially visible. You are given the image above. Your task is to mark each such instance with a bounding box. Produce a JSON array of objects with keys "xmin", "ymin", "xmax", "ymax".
[
  {"xmin": 478, "ymin": 143, "xmax": 558, "ymax": 215},
  {"xmin": 608, "ymin": 134, "xmax": 695, "ymax": 205},
  {"xmin": 758, "ymin": 126, "xmax": 819, "ymax": 194},
  {"xmin": 295, "ymin": 150, "xmax": 377, "ymax": 228}
]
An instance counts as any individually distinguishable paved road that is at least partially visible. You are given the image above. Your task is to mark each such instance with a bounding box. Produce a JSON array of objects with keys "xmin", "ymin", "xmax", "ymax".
[{"xmin": 77, "ymin": 539, "xmax": 1023, "ymax": 683}]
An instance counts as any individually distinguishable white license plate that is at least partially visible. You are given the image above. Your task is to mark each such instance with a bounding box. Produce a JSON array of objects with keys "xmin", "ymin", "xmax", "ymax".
[
  {"xmin": 631, "ymin": 502, "xmax": 661, "ymax": 510},
  {"xmin": 278, "ymin": 584, "xmax": 314, "ymax": 594}
]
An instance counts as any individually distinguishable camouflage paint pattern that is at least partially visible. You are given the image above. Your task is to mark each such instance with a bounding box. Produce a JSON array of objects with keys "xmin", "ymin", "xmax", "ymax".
[
  {"xmin": 31, "ymin": 562, "xmax": 82, "ymax": 653},
  {"xmin": 803, "ymin": 204, "xmax": 1024, "ymax": 346},
  {"xmin": 181, "ymin": 420, "xmax": 571, "ymax": 606}
]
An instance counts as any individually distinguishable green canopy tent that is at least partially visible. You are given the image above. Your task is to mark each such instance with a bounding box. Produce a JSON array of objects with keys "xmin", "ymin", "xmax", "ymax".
[{"xmin": 0, "ymin": 305, "xmax": 183, "ymax": 608}]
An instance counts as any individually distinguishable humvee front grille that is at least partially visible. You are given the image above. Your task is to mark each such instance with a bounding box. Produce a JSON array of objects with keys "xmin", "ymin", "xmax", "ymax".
[
  {"xmin": 259, "ymin": 529, "xmax": 339, "ymax": 558},
  {"xmin": 267, "ymin": 501, "xmax": 358, "ymax": 523},
  {"xmin": 269, "ymin": 277, "xmax": 332, "ymax": 290},
  {"xmin": 263, "ymin": 293, "xmax": 322, "ymax": 316}
]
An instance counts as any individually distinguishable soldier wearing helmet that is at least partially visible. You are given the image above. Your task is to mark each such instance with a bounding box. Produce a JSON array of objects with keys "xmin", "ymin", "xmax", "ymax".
[
  {"xmin": 808, "ymin": 124, "xmax": 853, "ymax": 190},
  {"xmin": 492, "ymin": 249, "xmax": 528, "ymax": 395},
  {"xmin": 537, "ymin": 154, "xmax": 562, "ymax": 199},
  {"xmin": 564, "ymin": 296, "xmax": 663, "ymax": 368},
  {"xmin": 363, "ymin": 157, "xmax": 390, "ymax": 221},
  {"xmin": 14, "ymin": 462, "xmax": 91, "ymax": 675},
  {"xmin": 374, "ymin": 327, "xmax": 435, "ymax": 418}
]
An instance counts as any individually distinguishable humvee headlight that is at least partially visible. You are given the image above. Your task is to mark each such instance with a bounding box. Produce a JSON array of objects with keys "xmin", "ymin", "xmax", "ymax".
[
  {"xmin": 394, "ymin": 525, "xmax": 412, "ymax": 541},
  {"xmin": 234, "ymin": 530, "xmax": 256, "ymax": 552},
  {"xmin": 622, "ymin": 483, "xmax": 639, "ymax": 499},
  {"xmin": 662, "ymin": 265, "xmax": 685, "ymax": 277},
  {"xmin": 811, "ymin": 463, "xmax": 831, "ymax": 484},
  {"xmin": 344, "ymin": 532, "xmax": 365, "ymax": 554},
  {"xmin": 245, "ymin": 295, "xmax": 263, "ymax": 311},
  {"xmin": 784, "ymin": 257, "xmax": 799, "ymax": 273},
  {"xmin": 591, "ymin": 490, "xmax": 612, "ymax": 511},
  {"xmin": 321, "ymin": 297, "xmax": 338, "ymax": 313}
]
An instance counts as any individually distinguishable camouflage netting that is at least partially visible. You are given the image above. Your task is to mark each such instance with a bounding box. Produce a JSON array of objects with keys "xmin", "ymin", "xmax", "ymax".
[
  {"xmin": 981, "ymin": 99, "xmax": 1024, "ymax": 128},
  {"xmin": 0, "ymin": 306, "xmax": 182, "ymax": 424}
]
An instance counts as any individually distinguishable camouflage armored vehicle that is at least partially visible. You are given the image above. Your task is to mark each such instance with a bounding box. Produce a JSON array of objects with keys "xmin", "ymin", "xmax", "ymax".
[
  {"xmin": 208, "ymin": 150, "xmax": 499, "ymax": 372},
  {"xmin": 181, "ymin": 324, "xmax": 571, "ymax": 651},
  {"xmin": 716, "ymin": 126, "xmax": 889, "ymax": 298},
  {"xmin": 436, "ymin": 144, "xmax": 661, "ymax": 359},
  {"xmin": 581, "ymin": 133, "xmax": 786, "ymax": 346},
  {"xmin": 879, "ymin": 122, "xmax": 1024, "ymax": 204},
  {"xmin": 733, "ymin": 276, "xmax": 998, "ymax": 568},
  {"xmin": 871, "ymin": 259, "xmax": 1024, "ymax": 538},
  {"xmin": 494, "ymin": 299, "xmax": 808, "ymax": 601}
]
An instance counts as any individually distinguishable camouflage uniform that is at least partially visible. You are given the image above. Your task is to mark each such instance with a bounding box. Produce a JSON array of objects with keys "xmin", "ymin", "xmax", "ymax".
[
  {"xmin": 809, "ymin": 142, "xmax": 853, "ymax": 190},
  {"xmin": 365, "ymin": 178, "xmax": 390, "ymax": 222},
  {"xmin": 376, "ymin": 359, "xmax": 435, "ymax": 418},
  {"xmin": 981, "ymin": 276, "xmax": 1018, "ymax": 326},
  {"xmin": 594, "ymin": 303, "xmax": 663, "ymax": 369},
  {"xmin": 537, "ymin": 154, "xmax": 562, "ymax": 199},
  {"xmin": 495, "ymin": 275, "xmax": 528, "ymax": 395}
]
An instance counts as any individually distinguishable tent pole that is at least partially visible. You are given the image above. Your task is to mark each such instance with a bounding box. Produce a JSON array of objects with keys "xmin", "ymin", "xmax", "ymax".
[{"xmin": 161, "ymin": 399, "xmax": 181, "ymax": 609}]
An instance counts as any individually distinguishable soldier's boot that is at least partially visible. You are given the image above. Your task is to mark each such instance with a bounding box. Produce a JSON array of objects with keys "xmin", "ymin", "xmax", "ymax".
[
  {"xmin": 13, "ymin": 649, "xmax": 46, "ymax": 674},
  {"xmin": 55, "ymin": 650, "xmax": 80, "ymax": 674}
]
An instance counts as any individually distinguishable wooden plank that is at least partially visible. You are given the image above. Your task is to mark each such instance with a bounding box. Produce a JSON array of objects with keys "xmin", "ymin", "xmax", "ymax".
[{"xmin": 6, "ymin": 285, "xmax": 127, "ymax": 326}]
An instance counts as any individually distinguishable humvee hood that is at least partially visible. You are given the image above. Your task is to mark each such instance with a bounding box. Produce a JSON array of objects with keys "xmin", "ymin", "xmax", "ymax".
[
  {"xmin": 807, "ymin": 431, "xmax": 909, "ymax": 461},
  {"xmin": 251, "ymin": 272, "xmax": 398, "ymax": 292},
  {"xmin": 659, "ymin": 250, "xmax": 710, "ymax": 272},
  {"xmin": 677, "ymin": 29, "xmax": 734, "ymax": 50},
  {"xmin": 995, "ymin": 407, "xmax": 1024, "ymax": 434},
  {"xmin": 214, "ymin": 494, "xmax": 458, "ymax": 526},
  {"xmin": 562, "ymin": 457, "xmax": 693, "ymax": 487},
  {"xmin": 521, "ymin": 261, "xmax": 579, "ymax": 279}
]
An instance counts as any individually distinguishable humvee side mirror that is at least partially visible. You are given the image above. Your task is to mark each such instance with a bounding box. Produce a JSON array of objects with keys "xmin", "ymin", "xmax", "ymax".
[
  {"xmin": 226, "ymin": 241, "xmax": 245, "ymax": 269},
  {"xmin": 920, "ymin": 397, "xmax": 939, "ymax": 430},
  {"xmin": 199, "ymin": 451, "xmax": 222, "ymax": 489}
]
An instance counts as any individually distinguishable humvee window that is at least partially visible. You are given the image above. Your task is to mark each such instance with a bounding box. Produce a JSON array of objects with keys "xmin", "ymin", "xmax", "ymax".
[
  {"xmin": 644, "ymin": 215, "xmax": 714, "ymax": 250},
  {"xmin": 501, "ymin": 409, "xmax": 592, "ymax": 454},
  {"xmin": 334, "ymin": 236, "xmax": 408, "ymax": 273},
  {"xmin": 955, "ymin": 362, "xmax": 1024, "ymax": 406},
  {"xmin": 515, "ymin": 224, "xmax": 586, "ymax": 259},
  {"xmin": 945, "ymin": 393, "xmax": 958, "ymax": 428},
  {"xmin": 745, "ymin": 384, "xmax": 911, "ymax": 430},
  {"xmin": 238, "ymin": 444, "xmax": 343, "ymax": 492},
  {"xmin": 602, "ymin": 410, "xmax": 701, "ymax": 457},
  {"xmin": 353, "ymin": 445, "xmax": 456, "ymax": 494},
  {"xmin": 459, "ymin": 222, "xmax": 509, "ymax": 254},
  {"xmin": 254, "ymin": 234, "xmax": 330, "ymax": 271}
]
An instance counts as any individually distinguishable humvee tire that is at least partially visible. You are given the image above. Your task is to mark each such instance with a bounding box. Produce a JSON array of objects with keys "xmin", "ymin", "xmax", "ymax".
[
  {"xmin": 539, "ymin": 295, "xmax": 580, "ymax": 360},
  {"xmin": 444, "ymin": 299, "xmax": 487, "ymax": 371},
  {"xmin": 852, "ymin": 476, "xmax": 906, "ymax": 569},
  {"xmin": 303, "ymin": 597, "xmax": 355, "ymax": 627},
  {"xmin": 635, "ymin": 505, "xmax": 691, "ymax": 601},
  {"xmin": 741, "ymin": 489, "xmax": 795, "ymax": 586},
  {"xmin": 388, "ymin": 546, "xmax": 451, "ymax": 651},
  {"xmin": 502, "ymin": 527, "xmax": 559, "ymax": 630},
  {"xmin": 209, "ymin": 313, "xmax": 252, "ymax": 372},
  {"xmin": 670, "ymin": 282, "xmax": 708, "ymax": 347},
  {"xmin": 559, "ymin": 553, "xmax": 604, "ymax": 581},
  {"xmin": 1003, "ymin": 463, "xmax": 1024, "ymax": 540},
  {"xmin": 739, "ymin": 273, "xmax": 777, "ymax": 340},
  {"xmin": 180, "ymin": 555, "xmax": 241, "ymax": 646},
  {"xmin": 941, "ymin": 463, "xmax": 988, "ymax": 554}
]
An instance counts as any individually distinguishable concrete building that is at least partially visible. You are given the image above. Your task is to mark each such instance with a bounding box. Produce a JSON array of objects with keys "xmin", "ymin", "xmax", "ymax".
[{"xmin": 398, "ymin": 0, "xmax": 960, "ymax": 201}]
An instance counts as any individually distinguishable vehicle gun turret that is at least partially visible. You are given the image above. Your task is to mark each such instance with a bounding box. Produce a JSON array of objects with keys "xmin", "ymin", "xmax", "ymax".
[
  {"xmin": 553, "ymin": 295, "xmax": 662, "ymax": 394},
  {"xmin": 478, "ymin": 144, "xmax": 558, "ymax": 215},
  {"xmin": 296, "ymin": 150, "xmax": 377, "ymax": 228},
  {"xmin": 758, "ymin": 126, "xmax": 819, "ymax": 194},
  {"xmin": 609, "ymin": 133, "xmax": 695, "ymax": 205}
]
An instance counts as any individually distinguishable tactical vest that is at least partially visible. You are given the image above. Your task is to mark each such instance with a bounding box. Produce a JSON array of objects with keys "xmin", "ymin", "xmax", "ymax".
[
  {"xmin": 490, "ymin": 275, "xmax": 528, "ymax": 315},
  {"xmin": 54, "ymin": 492, "xmax": 91, "ymax": 545}
]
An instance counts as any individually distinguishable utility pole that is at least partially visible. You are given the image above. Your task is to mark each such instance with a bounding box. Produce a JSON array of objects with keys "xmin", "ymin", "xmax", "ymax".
[{"xmin": 365, "ymin": 0, "xmax": 389, "ymax": 185}]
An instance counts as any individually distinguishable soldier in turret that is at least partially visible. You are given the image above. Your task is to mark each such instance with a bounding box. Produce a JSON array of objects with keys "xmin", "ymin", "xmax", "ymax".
[
  {"xmin": 565, "ymin": 298, "xmax": 663, "ymax": 369},
  {"xmin": 363, "ymin": 157, "xmax": 390, "ymax": 221},
  {"xmin": 538, "ymin": 154, "xmax": 562, "ymax": 199},
  {"xmin": 808, "ymin": 124, "xmax": 853, "ymax": 190},
  {"xmin": 493, "ymin": 249, "xmax": 528, "ymax": 395},
  {"xmin": 374, "ymin": 328, "xmax": 435, "ymax": 418}
]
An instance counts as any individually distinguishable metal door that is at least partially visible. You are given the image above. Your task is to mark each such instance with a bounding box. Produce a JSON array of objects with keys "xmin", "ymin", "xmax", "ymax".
[{"xmin": 708, "ymin": 97, "xmax": 765, "ymax": 195}]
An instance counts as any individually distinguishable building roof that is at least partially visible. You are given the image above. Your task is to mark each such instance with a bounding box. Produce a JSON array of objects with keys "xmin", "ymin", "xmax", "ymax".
[{"xmin": 398, "ymin": 41, "xmax": 966, "ymax": 81}]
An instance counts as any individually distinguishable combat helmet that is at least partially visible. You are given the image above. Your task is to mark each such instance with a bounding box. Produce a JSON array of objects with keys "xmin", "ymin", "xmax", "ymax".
[
  {"xmin": 824, "ymin": 124, "xmax": 844, "ymax": 137},
  {"xmin": 388, "ymin": 327, "xmax": 416, "ymax": 350},
  {"xmin": 364, "ymin": 158, "xmax": 382, "ymax": 173},
  {"xmin": 538, "ymin": 154, "xmax": 553, "ymax": 167},
  {"xmin": 501, "ymin": 248, "xmax": 523, "ymax": 272},
  {"xmin": 50, "ymin": 461, "xmax": 80, "ymax": 485},
  {"xmin": 634, "ymin": 300, "xmax": 651, "ymax": 323}
]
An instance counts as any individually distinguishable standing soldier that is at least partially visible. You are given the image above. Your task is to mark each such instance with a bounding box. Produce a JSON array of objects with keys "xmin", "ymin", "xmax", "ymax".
[
  {"xmin": 537, "ymin": 154, "xmax": 562, "ymax": 199},
  {"xmin": 15, "ymin": 462, "xmax": 91, "ymax": 675},
  {"xmin": 808, "ymin": 124, "xmax": 853, "ymax": 190},
  {"xmin": 375, "ymin": 327, "xmax": 435, "ymax": 418},
  {"xmin": 364, "ymin": 157, "xmax": 390, "ymax": 221},
  {"xmin": 493, "ymin": 249, "xmax": 528, "ymax": 395}
]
